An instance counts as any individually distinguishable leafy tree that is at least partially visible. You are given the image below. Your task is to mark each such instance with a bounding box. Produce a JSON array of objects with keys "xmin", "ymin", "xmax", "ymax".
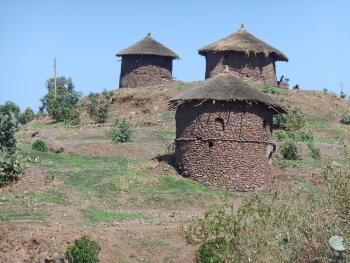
[
  {"xmin": 0, "ymin": 113, "xmax": 17, "ymax": 154},
  {"xmin": 19, "ymin": 107, "xmax": 35, "ymax": 124},
  {"xmin": 0, "ymin": 112, "xmax": 22, "ymax": 184},
  {"xmin": 40, "ymin": 77, "xmax": 81, "ymax": 124},
  {"xmin": 0, "ymin": 101, "xmax": 20, "ymax": 126},
  {"xmin": 46, "ymin": 76, "xmax": 74, "ymax": 92}
]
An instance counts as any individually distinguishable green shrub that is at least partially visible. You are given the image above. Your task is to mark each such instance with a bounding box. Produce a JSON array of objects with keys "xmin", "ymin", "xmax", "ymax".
[
  {"xmin": 273, "ymin": 114, "xmax": 287, "ymax": 129},
  {"xmin": 340, "ymin": 91, "xmax": 347, "ymax": 99},
  {"xmin": 308, "ymin": 142, "xmax": 321, "ymax": 160},
  {"xmin": 340, "ymin": 113, "xmax": 350, "ymax": 125},
  {"xmin": 0, "ymin": 152, "xmax": 23, "ymax": 185},
  {"xmin": 19, "ymin": 107, "xmax": 35, "ymax": 125},
  {"xmin": 262, "ymin": 85, "xmax": 280, "ymax": 94},
  {"xmin": 66, "ymin": 236, "xmax": 101, "ymax": 263},
  {"xmin": 32, "ymin": 140, "xmax": 48, "ymax": 152},
  {"xmin": 40, "ymin": 77, "xmax": 81, "ymax": 124},
  {"xmin": 86, "ymin": 93, "xmax": 110, "ymax": 123},
  {"xmin": 197, "ymin": 237, "xmax": 229, "ymax": 263},
  {"xmin": 280, "ymin": 140, "xmax": 299, "ymax": 160},
  {"xmin": 273, "ymin": 109, "xmax": 305, "ymax": 131},
  {"xmin": 110, "ymin": 119, "xmax": 133, "ymax": 143}
]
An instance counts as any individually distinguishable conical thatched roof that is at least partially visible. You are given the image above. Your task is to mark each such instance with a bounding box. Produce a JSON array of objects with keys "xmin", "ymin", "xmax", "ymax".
[
  {"xmin": 198, "ymin": 25, "xmax": 288, "ymax": 61},
  {"xmin": 116, "ymin": 33, "xmax": 179, "ymax": 59},
  {"xmin": 169, "ymin": 71, "xmax": 286, "ymax": 113}
]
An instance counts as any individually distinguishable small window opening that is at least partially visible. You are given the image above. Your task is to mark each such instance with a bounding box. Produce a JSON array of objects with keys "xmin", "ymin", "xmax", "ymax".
[
  {"xmin": 215, "ymin": 117, "xmax": 225, "ymax": 131},
  {"xmin": 208, "ymin": 141, "xmax": 214, "ymax": 148}
]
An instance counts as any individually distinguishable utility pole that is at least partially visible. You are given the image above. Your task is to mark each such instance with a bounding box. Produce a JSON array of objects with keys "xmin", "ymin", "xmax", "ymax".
[{"xmin": 53, "ymin": 57, "xmax": 57, "ymax": 99}]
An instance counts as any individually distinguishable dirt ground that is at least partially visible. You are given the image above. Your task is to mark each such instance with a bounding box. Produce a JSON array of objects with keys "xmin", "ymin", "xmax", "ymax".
[{"xmin": 1, "ymin": 82, "xmax": 349, "ymax": 262}]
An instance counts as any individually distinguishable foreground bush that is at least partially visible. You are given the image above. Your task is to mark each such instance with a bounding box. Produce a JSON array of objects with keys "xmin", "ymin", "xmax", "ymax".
[
  {"xmin": 66, "ymin": 236, "xmax": 101, "ymax": 263},
  {"xmin": 110, "ymin": 119, "xmax": 133, "ymax": 143},
  {"xmin": 340, "ymin": 113, "xmax": 350, "ymax": 125},
  {"xmin": 32, "ymin": 140, "xmax": 48, "ymax": 152},
  {"xmin": 185, "ymin": 143, "xmax": 350, "ymax": 263}
]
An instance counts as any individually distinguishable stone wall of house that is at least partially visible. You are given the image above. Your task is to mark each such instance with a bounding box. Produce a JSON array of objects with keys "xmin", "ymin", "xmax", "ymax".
[
  {"xmin": 119, "ymin": 55, "xmax": 173, "ymax": 88},
  {"xmin": 174, "ymin": 101, "xmax": 276, "ymax": 191},
  {"xmin": 204, "ymin": 52, "xmax": 278, "ymax": 86}
]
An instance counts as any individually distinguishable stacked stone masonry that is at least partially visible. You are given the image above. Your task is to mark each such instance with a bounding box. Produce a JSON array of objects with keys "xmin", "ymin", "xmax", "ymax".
[
  {"xmin": 204, "ymin": 52, "xmax": 278, "ymax": 86},
  {"xmin": 175, "ymin": 101, "xmax": 275, "ymax": 191},
  {"xmin": 119, "ymin": 55, "xmax": 173, "ymax": 88}
]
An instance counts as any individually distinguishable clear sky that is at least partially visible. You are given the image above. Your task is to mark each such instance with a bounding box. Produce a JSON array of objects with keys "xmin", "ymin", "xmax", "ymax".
[{"xmin": 1, "ymin": 0, "xmax": 349, "ymax": 110}]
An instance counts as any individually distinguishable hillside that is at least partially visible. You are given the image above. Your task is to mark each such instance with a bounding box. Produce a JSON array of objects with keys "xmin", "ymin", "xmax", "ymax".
[{"xmin": 0, "ymin": 82, "xmax": 349, "ymax": 262}]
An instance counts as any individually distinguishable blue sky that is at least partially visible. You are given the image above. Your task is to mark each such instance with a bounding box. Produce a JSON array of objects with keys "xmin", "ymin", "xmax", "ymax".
[{"xmin": 0, "ymin": 0, "xmax": 349, "ymax": 110}]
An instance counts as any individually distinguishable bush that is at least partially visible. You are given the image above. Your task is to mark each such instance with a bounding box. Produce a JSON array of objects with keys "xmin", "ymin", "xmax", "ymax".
[
  {"xmin": 340, "ymin": 91, "xmax": 347, "ymax": 99},
  {"xmin": 280, "ymin": 140, "xmax": 299, "ymax": 160},
  {"xmin": 66, "ymin": 236, "xmax": 101, "ymax": 263},
  {"xmin": 273, "ymin": 109, "xmax": 305, "ymax": 131},
  {"xmin": 0, "ymin": 152, "xmax": 23, "ymax": 185},
  {"xmin": 32, "ymin": 140, "xmax": 48, "ymax": 152},
  {"xmin": 19, "ymin": 107, "xmax": 35, "ymax": 125},
  {"xmin": 40, "ymin": 77, "xmax": 81, "ymax": 124},
  {"xmin": 340, "ymin": 113, "xmax": 350, "ymax": 125},
  {"xmin": 110, "ymin": 119, "xmax": 133, "ymax": 143},
  {"xmin": 197, "ymin": 237, "xmax": 230, "ymax": 263},
  {"xmin": 262, "ymin": 85, "xmax": 280, "ymax": 94},
  {"xmin": 308, "ymin": 142, "xmax": 321, "ymax": 160},
  {"xmin": 86, "ymin": 93, "xmax": 111, "ymax": 123}
]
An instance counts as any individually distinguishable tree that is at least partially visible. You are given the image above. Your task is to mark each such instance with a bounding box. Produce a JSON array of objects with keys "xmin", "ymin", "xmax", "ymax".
[
  {"xmin": 46, "ymin": 76, "xmax": 75, "ymax": 92},
  {"xmin": 0, "ymin": 112, "xmax": 22, "ymax": 184},
  {"xmin": 19, "ymin": 107, "xmax": 35, "ymax": 125},
  {"xmin": 0, "ymin": 101, "xmax": 20, "ymax": 126},
  {"xmin": 40, "ymin": 77, "xmax": 81, "ymax": 124}
]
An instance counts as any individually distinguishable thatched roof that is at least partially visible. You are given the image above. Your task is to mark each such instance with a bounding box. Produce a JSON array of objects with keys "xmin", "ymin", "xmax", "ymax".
[
  {"xmin": 169, "ymin": 71, "xmax": 286, "ymax": 113},
  {"xmin": 198, "ymin": 25, "xmax": 288, "ymax": 62},
  {"xmin": 116, "ymin": 33, "xmax": 179, "ymax": 59}
]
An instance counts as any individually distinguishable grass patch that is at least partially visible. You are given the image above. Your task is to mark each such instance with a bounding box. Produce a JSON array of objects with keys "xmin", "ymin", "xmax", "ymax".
[
  {"xmin": 24, "ymin": 191, "xmax": 67, "ymax": 205},
  {"xmin": 277, "ymin": 158, "xmax": 321, "ymax": 168},
  {"xmin": 160, "ymin": 111, "xmax": 174, "ymax": 121},
  {"xmin": 314, "ymin": 136, "xmax": 339, "ymax": 145},
  {"xmin": 81, "ymin": 207, "xmax": 153, "ymax": 224},
  {"xmin": 0, "ymin": 210, "xmax": 49, "ymax": 223},
  {"xmin": 22, "ymin": 148, "xmax": 227, "ymax": 209},
  {"xmin": 175, "ymin": 85, "xmax": 191, "ymax": 91},
  {"xmin": 294, "ymin": 177, "xmax": 321, "ymax": 196},
  {"xmin": 150, "ymin": 129, "xmax": 175, "ymax": 140}
]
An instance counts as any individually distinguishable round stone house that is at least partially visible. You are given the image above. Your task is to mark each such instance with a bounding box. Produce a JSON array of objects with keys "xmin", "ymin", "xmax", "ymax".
[
  {"xmin": 198, "ymin": 25, "xmax": 288, "ymax": 86},
  {"xmin": 169, "ymin": 72, "xmax": 286, "ymax": 191},
  {"xmin": 116, "ymin": 33, "xmax": 179, "ymax": 88}
]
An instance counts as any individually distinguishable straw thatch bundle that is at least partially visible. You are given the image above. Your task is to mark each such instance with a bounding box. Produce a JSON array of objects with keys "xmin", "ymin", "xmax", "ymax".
[
  {"xmin": 169, "ymin": 72, "xmax": 286, "ymax": 113},
  {"xmin": 198, "ymin": 25, "xmax": 288, "ymax": 61},
  {"xmin": 117, "ymin": 33, "xmax": 179, "ymax": 59}
]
